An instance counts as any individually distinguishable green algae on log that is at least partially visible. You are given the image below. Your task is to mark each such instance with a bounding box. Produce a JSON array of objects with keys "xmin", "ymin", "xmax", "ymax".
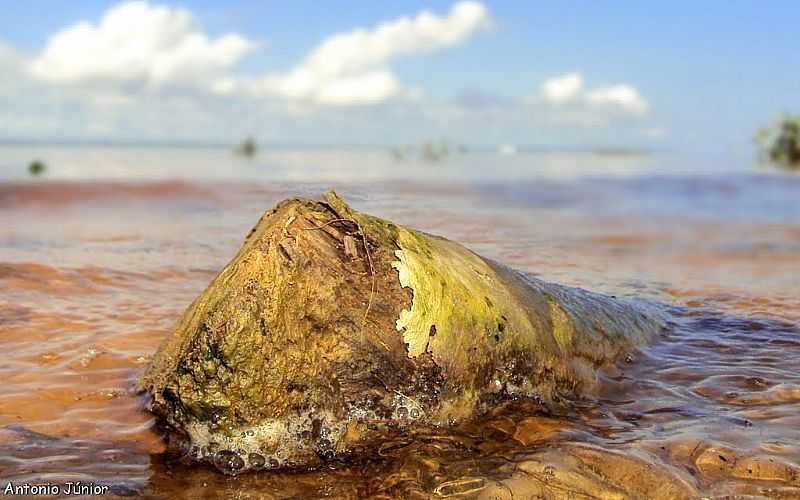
[{"xmin": 139, "ymin": 191, "xmax": 663, "ymax": 474}]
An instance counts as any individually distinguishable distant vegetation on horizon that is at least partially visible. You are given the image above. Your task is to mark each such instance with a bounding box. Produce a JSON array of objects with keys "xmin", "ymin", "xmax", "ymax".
[{"xmin": 755, "ymin": 115, "xmax": 800, "ymax": 169}]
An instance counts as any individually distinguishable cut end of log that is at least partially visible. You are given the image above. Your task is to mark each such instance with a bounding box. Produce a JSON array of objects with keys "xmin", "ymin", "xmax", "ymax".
[{"xmin": 140, "ymin": 191, "xmax": 663, "ymax": 473}]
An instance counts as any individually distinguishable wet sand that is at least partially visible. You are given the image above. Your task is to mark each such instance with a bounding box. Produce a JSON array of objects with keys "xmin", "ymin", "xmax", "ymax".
[{"xmin": 1, "ymin": 175, "xmax": 799, "ymax": 498}]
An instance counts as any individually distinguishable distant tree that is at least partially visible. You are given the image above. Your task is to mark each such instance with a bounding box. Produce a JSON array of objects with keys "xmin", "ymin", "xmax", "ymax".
[
  {"xmin": 755, "ymin": 115, "xmax": 800, "ymax": 168},
  {"xmin": 28, "ymin": 160, "xmax": 46, "ymax": 176},
  {"xmin": 235, "ymin": 137, "xmax": 257, "ymax": 158},
  {"xmin": 388, "ymin": 140, "xmax": 451, "ymax": 163}
]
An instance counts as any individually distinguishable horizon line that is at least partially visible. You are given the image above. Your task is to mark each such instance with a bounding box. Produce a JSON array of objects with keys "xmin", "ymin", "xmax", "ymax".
[{"xmin": 0, "ymin": 138, "xmax": 660, "ymax": 154}]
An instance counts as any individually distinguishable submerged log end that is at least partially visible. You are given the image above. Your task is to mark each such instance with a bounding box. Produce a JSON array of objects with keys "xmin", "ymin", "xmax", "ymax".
[{"xmin": 139, "ymin": 191, "xmax": 663, "ymax": 473}]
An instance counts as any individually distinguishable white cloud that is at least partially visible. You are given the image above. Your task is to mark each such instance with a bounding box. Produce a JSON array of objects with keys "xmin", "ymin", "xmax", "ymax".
[
  {"xmin": 0, "ymin": 43, "xmax": 23, "ymax": 92},
  {"xmin": 0, "ymin": 2, "xmax": 659, "ymax": 144},
  {"xmin": 220, "ymin": 1, "xmax": 492, "ymax": 106},
  {"xmin": 18, "ymin": 1, "xmax": 491, "ymax": 108},
  {"xmin": 541, "ymin": 72, "xmax": 583, "ymax": 104},
  {"xmin": 537, "ymin": 72, "xmax": 649, "ymax": 116},
  {"xmin": 289, "ymin": 0, "xmax": 490, "ymax": 77},
  {"xmin": 307, "ymin": 70, "xmax": 402, "ymax": 106},
  {"xmin": 0, "ymin": 1, "xmax": 496, "ymax": 141},
  {"xmin": 585, "ymin": 84, "xmax": 648, "ymax": 115},
  {"xmin": 0, "ymin": 42, "xmax": 21, "ymax": 69},
  {"xmin": 642, "ymin": 127, "xmax": 666, "ymax": 138},
  {"xmin": 28, "ymin": 1, "xmax": 256, "ymax": 89}
]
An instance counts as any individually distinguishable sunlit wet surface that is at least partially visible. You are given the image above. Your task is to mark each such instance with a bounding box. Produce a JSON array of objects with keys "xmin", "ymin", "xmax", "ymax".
[{"xmin": 1, "ymin": 147, "xmax": 799, "ymax": 498}]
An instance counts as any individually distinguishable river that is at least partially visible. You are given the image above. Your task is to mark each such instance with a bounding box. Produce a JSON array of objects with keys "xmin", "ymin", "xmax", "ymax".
[{"xmin": 1, "ymin": 146, "xmax": 798, "ymax": 498}]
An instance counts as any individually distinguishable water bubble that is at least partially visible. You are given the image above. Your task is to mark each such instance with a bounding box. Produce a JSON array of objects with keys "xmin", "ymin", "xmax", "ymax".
[
  {"xmin": 410, "ymin": 408, "xmax": 421, "ymax": 419},
  {"xmin": 397, "ymin": 406, "xmax": 409, "ymax": 418},
  {"xmin": 268, "ymin": 458, "xmax": 280, "ymax": 468},
  {"xmin": 316, "ymin": 437, "xmax": 335, "ymax": 460},
  {"xmin": 214, "ymin": 450, "xmax": 245, "ymax": 473},
  {"xmin": 248, "ymin": 453, "xmax": 266, "ymax": 469}
]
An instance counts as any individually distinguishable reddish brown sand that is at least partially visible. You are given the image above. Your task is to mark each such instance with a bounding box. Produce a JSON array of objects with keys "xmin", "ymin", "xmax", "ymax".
[{"xmin": 1, "ymin": 180, "xmax": 798, "ymax": 499}]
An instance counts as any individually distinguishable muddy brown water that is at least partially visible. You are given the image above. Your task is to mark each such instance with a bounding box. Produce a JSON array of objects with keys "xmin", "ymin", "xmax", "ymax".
[{"xmin": 1, "ymin": 154, "xmax": 799, "ymax": 498}]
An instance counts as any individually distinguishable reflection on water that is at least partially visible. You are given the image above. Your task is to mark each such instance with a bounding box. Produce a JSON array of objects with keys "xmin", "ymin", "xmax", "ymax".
[{"xmin": 0, "ymin": 148, "xmax": 799, "ymax": 498}]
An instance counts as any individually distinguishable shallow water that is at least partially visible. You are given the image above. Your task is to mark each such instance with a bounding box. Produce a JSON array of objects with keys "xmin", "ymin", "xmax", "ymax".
[{"xmin": 1, "ymin": 147, "xmax": 799, "ymax": 498}]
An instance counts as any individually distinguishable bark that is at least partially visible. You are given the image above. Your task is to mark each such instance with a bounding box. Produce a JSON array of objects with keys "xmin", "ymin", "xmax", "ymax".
[{"xmin": 139, "ymin": 191, "xmax": 663, "ymax": 473}]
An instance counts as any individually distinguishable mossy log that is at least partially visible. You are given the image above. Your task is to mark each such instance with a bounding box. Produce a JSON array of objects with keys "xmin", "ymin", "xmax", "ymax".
[{"xmin": 139, "ymin": 192, "xmax": 663, "ymax": 473}]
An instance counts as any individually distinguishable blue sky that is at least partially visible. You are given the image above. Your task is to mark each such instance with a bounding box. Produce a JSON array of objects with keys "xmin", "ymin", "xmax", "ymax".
[{"xmin": 0, "ymin": 1, "xmax": 798, "ymax": 152}]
